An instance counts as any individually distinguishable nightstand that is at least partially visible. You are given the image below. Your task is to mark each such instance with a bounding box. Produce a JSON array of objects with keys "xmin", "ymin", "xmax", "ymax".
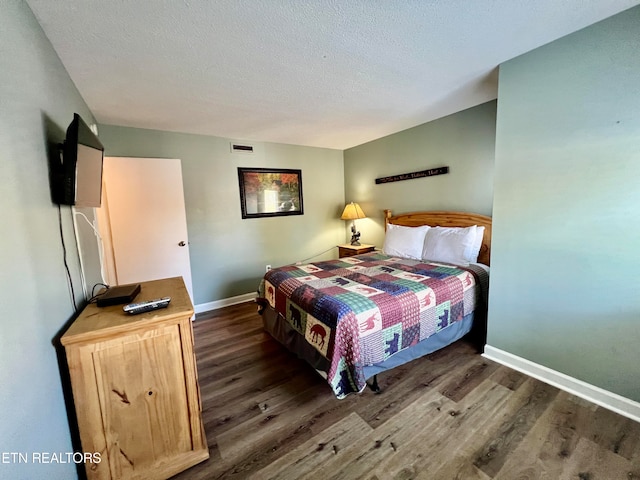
[{"xmin": 338, "ymin": 243, "xmax": 376, "ymax": 258}]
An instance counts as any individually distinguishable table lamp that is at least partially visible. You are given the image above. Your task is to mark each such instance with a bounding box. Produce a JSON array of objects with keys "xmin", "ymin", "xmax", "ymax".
[{"xmin": 340, "ymin": 202, "xmax": 367, "ymax": 245}]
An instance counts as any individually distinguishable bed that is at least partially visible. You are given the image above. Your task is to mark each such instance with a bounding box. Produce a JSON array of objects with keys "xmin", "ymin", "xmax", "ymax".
[{"xmin": 256, "ymin": 210, "xmax": 491, "ymax": 399}]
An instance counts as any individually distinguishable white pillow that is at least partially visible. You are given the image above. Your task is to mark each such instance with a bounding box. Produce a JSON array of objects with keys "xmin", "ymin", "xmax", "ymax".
[
  {"xmin": 383, "ymin": 224, "xmax": 431, "ymax": 260},
  {"xmin": 469, "ymin": 226, "xmax": 485, "ymax": 263},
  {"xmin": 421, "ymin": 225, "xmax": 477, "ymax": 265}
]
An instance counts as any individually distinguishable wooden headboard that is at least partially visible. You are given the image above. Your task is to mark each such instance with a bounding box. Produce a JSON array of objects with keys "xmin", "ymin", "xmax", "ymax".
[{"xmin": 384, "ymin": 209, "xmax": 492, "ymax": 266}]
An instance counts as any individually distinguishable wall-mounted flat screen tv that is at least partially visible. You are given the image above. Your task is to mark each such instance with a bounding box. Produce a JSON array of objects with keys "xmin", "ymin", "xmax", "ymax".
[{"xmin": 54, "ymin": 113, "xmax": 104, "ymax": 207}]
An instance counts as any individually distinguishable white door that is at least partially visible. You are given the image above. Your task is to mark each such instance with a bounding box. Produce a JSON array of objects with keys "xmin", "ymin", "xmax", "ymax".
[{"xmin": 100, "ymin": 157, "xmax": 194, "ymax": 301}]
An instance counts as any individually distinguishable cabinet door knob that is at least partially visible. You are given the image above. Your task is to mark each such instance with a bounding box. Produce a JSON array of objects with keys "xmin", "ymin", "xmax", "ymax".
[{"xmin": 178, "ymin": 241, "xmax": 186, "ymax": 247}]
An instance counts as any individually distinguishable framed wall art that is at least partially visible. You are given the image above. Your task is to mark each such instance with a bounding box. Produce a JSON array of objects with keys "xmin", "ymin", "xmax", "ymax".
[{"xmin": 237, "ymin": 167, "xmax": 304, "ymax": 219}]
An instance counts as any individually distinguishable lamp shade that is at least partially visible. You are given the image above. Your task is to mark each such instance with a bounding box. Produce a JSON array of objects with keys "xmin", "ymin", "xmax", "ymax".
[{"xmin": 341, "ymin": 202, "xmax": 366, "ymax": 220}]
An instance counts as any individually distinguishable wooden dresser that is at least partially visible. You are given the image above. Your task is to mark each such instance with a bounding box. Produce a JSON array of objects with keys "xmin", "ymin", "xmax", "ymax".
[{"xmin": 61, "ymin": 277, "xmax": 208, "ymax": 480}]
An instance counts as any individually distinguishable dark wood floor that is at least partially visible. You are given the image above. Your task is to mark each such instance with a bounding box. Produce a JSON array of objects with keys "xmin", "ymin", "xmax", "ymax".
[{"xmin": 172, "ymin": 301, "xmax": 640, "ymax": 480}]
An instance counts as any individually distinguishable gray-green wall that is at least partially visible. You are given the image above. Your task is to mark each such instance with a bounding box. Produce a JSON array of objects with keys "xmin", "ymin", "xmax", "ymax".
[
  {"xmin": 489, "ymin": 6, "xmax": 640, "ymax": 401},
  {"xmin": 1, "ymin": 1, "xmax": 100, "ymax": 478},
  {"xmin": 96, "ymin": 125, "xmax": 345, "ymax": 305},
  {"xmin": 343, "ymin": 101, "xmax": 496, "ymax": 247}
]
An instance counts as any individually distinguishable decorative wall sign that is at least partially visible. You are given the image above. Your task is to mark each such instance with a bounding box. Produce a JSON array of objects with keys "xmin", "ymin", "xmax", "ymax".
[
  {"xmin": 238, "ymin": 167, "xmax": 303, "ymax": 219},
  {"xmin": 375, "ymin": 166, "xmax": 449, "ymax": 184}
]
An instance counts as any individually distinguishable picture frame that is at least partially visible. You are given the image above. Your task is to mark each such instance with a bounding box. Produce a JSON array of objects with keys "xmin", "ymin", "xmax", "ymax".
[{"xmin": 237, "ymin": 167, "xmax": 304, "ymax": 219}]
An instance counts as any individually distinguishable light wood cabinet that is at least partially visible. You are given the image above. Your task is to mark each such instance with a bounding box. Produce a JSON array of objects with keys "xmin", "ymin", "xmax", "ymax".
[{"xmin": 61, "ymin": 277, "xmax": 208, "ymax": 480}]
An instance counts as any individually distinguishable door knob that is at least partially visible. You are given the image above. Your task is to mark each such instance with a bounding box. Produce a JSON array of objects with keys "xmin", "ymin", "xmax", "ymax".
[{"xmin": 178, "ymin": 241, "xmax": 186, "ymax": 247}]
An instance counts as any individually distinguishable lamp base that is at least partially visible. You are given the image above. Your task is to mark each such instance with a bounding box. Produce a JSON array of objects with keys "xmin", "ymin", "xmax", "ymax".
[{"xmin": 350, "ymin": 230, "xmax": 361, "ymax": 246}]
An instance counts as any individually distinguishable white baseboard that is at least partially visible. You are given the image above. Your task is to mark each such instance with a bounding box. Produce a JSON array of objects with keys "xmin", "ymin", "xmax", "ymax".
[
  {"xmin": 483, "ymin": 345, "xmax": 640, "ymax": 424},
  {"xmin": 194, "ymin": 292, "xmax": 256, "ymax": 315}
]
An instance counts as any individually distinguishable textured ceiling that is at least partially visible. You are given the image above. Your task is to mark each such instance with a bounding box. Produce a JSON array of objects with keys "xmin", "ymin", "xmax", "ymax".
[{"xmin": 27, "ymin": 0, "xmax": 639, "ymax": 149}]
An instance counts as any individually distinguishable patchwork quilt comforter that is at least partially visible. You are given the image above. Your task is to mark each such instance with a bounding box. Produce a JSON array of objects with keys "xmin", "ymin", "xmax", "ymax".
[{"xmin": 257, "ymin": 252, "xmax": 488, "ymax": 398}]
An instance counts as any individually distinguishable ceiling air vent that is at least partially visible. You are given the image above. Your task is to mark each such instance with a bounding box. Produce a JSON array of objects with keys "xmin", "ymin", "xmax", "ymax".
[{"xmin": 230, "ymin": 143, "xmax": 254, "ymax": 154}]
